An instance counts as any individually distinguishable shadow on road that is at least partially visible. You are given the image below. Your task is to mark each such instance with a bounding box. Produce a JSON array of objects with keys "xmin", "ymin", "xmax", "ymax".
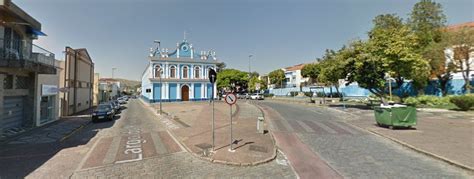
[{"xmin": 0, "ymin": 110, "xmax": 121, "ymax": 178}]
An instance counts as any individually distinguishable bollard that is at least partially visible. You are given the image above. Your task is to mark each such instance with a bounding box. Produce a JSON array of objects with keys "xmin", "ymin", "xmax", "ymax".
[{"xmin": 257, "ymin": 116, "xmax": 265, "ymax": 134}]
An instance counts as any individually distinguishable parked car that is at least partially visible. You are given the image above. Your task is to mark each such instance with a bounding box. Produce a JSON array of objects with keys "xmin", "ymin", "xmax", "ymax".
[
  {"xmin": 117, "ymin": 98, "xmax": 127, "ymax": 104},
  {"xmin": 92, "ymin": 103, "xmax": 115, "ymax": 122},
  {"xmin": 250, "ymin": 93, "xmax": 264, "ymax": 100},
  {"xmin": 110, "ymin": 100, "xmax": 121, "ymax": 111}
]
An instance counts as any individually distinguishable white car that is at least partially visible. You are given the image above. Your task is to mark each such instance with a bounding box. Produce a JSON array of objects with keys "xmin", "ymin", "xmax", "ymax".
[{"xmin": 250, "ymin": 93, "xmax": 264, "ymax": 100}]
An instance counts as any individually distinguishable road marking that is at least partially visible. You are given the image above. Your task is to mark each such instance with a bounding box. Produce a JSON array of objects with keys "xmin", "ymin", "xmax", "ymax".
[
  {"xmin": 102, "ymin": 137, "xmax": 121, "ymax": 164},
  {"xmin": 296, "ymin": 120, "xmax": 315, "ymax": 133},
  {"xmin": 151, "ymin": 132, "xmax": 169, "ymax": 155},
  {"xmin": 327, "ymin": 121, "xmax": 360, "ymax": 135},
  {"xmin": 312, "ymin": 121, "xmax": 337, "ymax": 134},
  {"xmin": 115, "ymin": 126, "xmax": 145, "ymax": 164}
]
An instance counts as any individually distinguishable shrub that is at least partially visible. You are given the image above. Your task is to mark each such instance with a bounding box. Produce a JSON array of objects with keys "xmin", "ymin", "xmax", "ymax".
[
  {"xmin": 304, "ymin": 92, "xmax": 313, "ymax": 97},
  {"xmin": 288, "ymin": 91, "xmax": 299, "ymax": 97},
  {"xmin": 450, "ymin": 95, "xmax": 474, "ymax": 111},
  {"xmin": 263, "ymin": 93, "xmax": 274, "ymax": 98},
  {"xmin": 404, "ymin": 95, "xmax": 450, "ymax": 107}
]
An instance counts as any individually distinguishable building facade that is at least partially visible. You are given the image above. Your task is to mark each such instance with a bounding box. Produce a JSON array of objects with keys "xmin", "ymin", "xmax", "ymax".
[
  {"xmin": 141, "ymin": 39, "xmax": 218, "ymax": 102},
  {"xmin": 282, "ymin": 63, "xmax": 309, "ymax": 88},
  {"xmin": 59, "ymin": 47, "xmax": 94, "ymax": 116},
  {"xmin": 1, "ymin": 0, "xmax": 58, "ymax": 136}
]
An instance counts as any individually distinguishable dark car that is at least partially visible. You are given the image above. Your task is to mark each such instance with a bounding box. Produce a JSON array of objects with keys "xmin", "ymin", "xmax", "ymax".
[
  {"xmin": 109, "ymin": 101, "xmax": 120, "ymax": 112},
  {"xmin": 92, "ymin": 103, "xmax": 115, "ymax": 122}
]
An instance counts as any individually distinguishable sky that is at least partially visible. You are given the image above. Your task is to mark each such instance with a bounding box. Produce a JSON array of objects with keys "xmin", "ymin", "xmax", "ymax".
[{"xmin": 14, "ymin": 0, "xmax": 474, "ymax": 81}]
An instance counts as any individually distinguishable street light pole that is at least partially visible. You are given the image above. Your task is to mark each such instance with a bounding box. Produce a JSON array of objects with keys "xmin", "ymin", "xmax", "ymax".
[
  {"xmin": 248, "ymin": 54, "xmax": 252, "ymax": 93},
  {"xmin": 159, "ymin": 69, "xmax": 163, "ymax": 115},
  {"xmin": 112, "ymin": 67, "xmax": 117, "ymax": 79}
]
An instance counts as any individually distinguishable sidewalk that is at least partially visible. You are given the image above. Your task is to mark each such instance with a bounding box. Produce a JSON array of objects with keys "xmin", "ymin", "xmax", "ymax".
[
  {"xmin": 151, "ymin": 101, "xmax": 276, "ymax": 165},
  {"xmin": 0, "ymin": 109, "xmax": 92, "ymax": 145},
  {"xmin": 331, "ymin": 105, "xmax": 474, "ymax": 171}
]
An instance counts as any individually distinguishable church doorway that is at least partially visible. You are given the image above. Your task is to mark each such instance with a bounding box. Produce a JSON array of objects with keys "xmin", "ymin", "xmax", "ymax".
[{"xmin": 181, "ymin": 85, "xmax": 189, "ymax": 101}]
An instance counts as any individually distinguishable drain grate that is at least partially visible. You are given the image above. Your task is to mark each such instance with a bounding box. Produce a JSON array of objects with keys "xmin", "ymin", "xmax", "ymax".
[{"xmin": 249, "ymin": 145, "xmax": 268, "ymax": 153}]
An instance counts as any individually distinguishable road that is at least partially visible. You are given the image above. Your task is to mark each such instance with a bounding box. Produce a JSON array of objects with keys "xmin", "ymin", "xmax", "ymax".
[
  {"xmin": 257, "ymin": 100, "xmax": 470, "ymax": 178},
  {"xmin": 0, "ymin": 99, "xmax": 295, "ymax": 178}
]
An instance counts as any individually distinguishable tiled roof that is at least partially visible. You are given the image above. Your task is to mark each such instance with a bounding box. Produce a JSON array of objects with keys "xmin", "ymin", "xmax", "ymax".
[
  {"xmin": 446, "ymin": 22, "xmax": 474, "ymax": 32},
  {"xmin": 284, "ymin": 63, "xmax": 306, "ymax": 71}
]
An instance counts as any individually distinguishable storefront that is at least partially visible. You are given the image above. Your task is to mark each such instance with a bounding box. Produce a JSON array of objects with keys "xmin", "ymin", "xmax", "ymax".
[{"xmin": 35, "ymin": 74, "xmax": 60, "ymax": 126}]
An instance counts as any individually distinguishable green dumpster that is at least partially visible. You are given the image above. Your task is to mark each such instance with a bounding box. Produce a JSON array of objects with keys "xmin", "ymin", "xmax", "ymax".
[{"xmin": 374, "ymin": 105, "xmax": 417, "ymax": 129}]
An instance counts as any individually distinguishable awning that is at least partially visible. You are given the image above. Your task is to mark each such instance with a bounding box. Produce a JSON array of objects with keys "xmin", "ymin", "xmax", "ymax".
[{"xmin": 28, "ymin": 28, "xmax": 47, "ymax": 36}]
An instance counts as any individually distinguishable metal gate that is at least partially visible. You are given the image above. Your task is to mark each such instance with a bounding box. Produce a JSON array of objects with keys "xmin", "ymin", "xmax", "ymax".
[{"xmin": 1, "ymin": 96, "xmax": 25, "ymax": 130}]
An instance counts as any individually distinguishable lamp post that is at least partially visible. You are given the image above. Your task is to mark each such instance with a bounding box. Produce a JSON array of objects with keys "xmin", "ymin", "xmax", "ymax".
[
  {"xmin": 248, "ymin": 54, "xmax": 252, "ymax": 93},
  {"xmin": 112, "ymin": 67, "xmax": 117, "ymax": 79},
  {"xmin": 159, "ymin": 68, "xmax": 163, "ymax": 115}
]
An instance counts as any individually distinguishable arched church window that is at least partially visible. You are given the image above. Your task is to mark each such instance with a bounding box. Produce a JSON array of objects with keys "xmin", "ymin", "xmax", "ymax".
[
  {"xmin": 183, "ymin": 66, "xmax": 188, "ymax": 78},
  {"xmin": 170, "ymin": 66, "xmax": 176, "ymax": 78},
  {"xmin": 194, "ymin": 66, "xmax": 201, "ymax": 79},
  {"xmin": 154, "ymin": 66, "xmax": 161, "ymax": 78}
]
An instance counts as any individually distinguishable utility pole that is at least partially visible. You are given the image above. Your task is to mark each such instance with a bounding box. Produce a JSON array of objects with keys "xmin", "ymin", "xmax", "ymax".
[
  {"xmin": 248, "ymin": 54, "xmax": 252, "ymax": 93},
  {"xmin": 112, "ymin": 67, "xmax": 117, "ymax": 79}
]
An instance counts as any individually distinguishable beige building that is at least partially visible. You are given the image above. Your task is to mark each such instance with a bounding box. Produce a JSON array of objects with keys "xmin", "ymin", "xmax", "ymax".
[
  {"xmin": 60, "ymin": 47, "xmax": 94, "ymax": 116},
  {"xmin": 93, "ymin": 73, "xmax": 99, "ymax": 106}
]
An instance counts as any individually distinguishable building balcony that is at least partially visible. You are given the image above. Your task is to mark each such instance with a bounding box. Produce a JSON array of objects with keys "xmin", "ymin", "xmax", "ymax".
[{"xmin": 0, "ymin": 38, "xmax": 56, "ymax": 74}]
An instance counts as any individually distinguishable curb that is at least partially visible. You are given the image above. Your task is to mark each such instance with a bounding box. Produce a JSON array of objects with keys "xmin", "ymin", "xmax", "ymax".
[
  {"xmin": 335, "ymin": 109, "xmax": 474, "ymax": 173},
  {"xmin": 59, "ymin": 121, "xmax": 91, "ymax": 142},
  {"xmin": 365, "ymin": 126, "xmax": 474, "ymax": 173},
  {"xmin": 142, "ymin": 99, "xmax": 277, "ymax": 166}
]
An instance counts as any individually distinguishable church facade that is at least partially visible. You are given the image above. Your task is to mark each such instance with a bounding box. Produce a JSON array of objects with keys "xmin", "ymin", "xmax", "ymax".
[{"xmin": 141, "ymin": 39, "xmax": 218, "ymax": 102}]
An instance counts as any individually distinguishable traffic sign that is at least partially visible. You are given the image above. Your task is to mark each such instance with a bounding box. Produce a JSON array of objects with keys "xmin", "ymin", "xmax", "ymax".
[
  {"xmin": 224, "ymin": 93, "xmax": 237, "ymax": 105},
  {"xmin": 209, "ymin": 69, "xmax": 217, "ymax": 83}
]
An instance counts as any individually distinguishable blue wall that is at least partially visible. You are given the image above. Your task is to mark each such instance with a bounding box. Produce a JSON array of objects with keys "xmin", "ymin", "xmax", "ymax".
[
  {"xmin": 153, "ymin": 83, "xmax": 161, "ymax": 101},
  {"xmin": 169, "ymin": 83, "xmax": 177, "ymax": 100},
  {"xmin": 269, "ymin": 79, "xmax": 473, "ymax": 97},
  {"xmin": 194, "ymin": 84, "xmax": 201, "ymax": 99},
  {"xmin": 207, "ymin": 83, "xmax": 213, "ymax": 98}
]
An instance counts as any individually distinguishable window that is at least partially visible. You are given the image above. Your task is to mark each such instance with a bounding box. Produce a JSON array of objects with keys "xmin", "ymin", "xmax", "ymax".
[
  {"xmin": 170, "ymin": 66, "xmax": 176, "ymax": 78},
  {"xmin": 16, "ymin": 76, "xmax": 28, "ymax": 89},
  {"xmin": 3, "ymin": 75, "xmax": 13, "ymax": 89},
  {"xmin": 154, "ymin": 66, "xmax": 161, "ymax": 78},
  {"xmin": 194, "ymin": 66, "xmax": 200, "ymax": 79},
  {"xmin": 182, "ymin": 66, "xmax": 188, "ymax": 78}
]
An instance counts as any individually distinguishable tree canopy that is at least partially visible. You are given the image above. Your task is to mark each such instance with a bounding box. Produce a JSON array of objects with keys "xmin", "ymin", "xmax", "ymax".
[
  {"xmin": 216, "ymin": 69, "xmax": 248, "ymax": 90},
  {"xmin": 268, "ymin": 69, "xmax": 285, "ymax": 88}
]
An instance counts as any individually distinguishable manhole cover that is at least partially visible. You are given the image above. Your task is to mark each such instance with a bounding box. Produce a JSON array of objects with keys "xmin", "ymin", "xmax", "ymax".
[
  {"xmin": 249, "ymin": 145, "xmax": 268, "ymax": 153},
  {"xmin": 195, "ymin": 143, "xmax": 212, "ymax": 150}
]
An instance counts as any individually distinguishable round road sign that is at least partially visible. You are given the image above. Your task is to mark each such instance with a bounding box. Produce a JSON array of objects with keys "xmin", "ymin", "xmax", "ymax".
[{"xmin": 224, "ymin": 93, "xmax": 237, "ymax": 105}]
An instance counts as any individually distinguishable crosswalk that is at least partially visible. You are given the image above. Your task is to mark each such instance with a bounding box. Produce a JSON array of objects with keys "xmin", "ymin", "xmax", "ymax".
[
  {"xmin": 271, "ymin": 119, "xmax": 362, "ymax": 135},
  {"xmin": 80, "ymin": 131, "xmax": 181, "ymax": 169}
]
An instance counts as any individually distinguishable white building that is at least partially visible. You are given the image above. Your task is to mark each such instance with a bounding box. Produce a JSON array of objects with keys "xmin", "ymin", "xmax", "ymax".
[{"xmin": 282, "ymin": 63, "xmax": 309, "ymax": 88}]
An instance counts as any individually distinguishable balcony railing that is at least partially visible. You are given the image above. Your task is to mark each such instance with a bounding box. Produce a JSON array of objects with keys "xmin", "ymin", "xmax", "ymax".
[{"xmin": 0, "ymin": 38, "xmax": 55, "ymax": 67}]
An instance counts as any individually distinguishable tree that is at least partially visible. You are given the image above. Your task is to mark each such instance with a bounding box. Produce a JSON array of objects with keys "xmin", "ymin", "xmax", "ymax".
[
  {"xmin": 216, "ymin": 62, "xmax": 226, "ymax": 72},
  {"xmin": 344, "ymin": 40, "xmax": 388, "ymax": 99},
  {"xmin": 249, "ymin": 76, "xmax": 266, "ymax": 92},
  {"xmin": 318, "ymin": 47, "xmax": 350, "ymax": 95},
  {"xmin": 409, "ymin": 0, "xmax": 450, "ymax": 95},
  {"xmin": 445, "ymin": 28, "xmax": 474, "ymax": 93},
  {"xmin": 408, "ymin": 0, "xmax": 447, "ymax": 49},
  {"xmin": 301, "ymin": 63, "xmax": 321, "ymax": 84},
  {"xmin": 249, "ymin": 71, "xmax": 259, "ymax": 78},
  {"xmin": 268, "ymin": 69, "xmax": 285, "ymax": 88},
  {"xmin": 216, "ymin": 69, "xmax": 248, "ymax": 91},
  {"xmin": 368, "ymin": 14, "xmax": 430, "ymax": 95},
  {"xmin": 423, "ymin": 38, "xmax": 455, "ymax": 96}
]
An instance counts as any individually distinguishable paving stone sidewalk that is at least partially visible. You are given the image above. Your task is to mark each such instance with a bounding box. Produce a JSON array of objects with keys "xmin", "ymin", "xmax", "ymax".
[
  {"xmin": 152, "ymin": 101, "xmax": 276, "ymax": 165},
  {"xmin": 331, "ymin": 106, "xmax": 474, "ymax": 171},
  {"xmin": 0, "ymin": 110, "xmax": 92, "ymax": 145}
]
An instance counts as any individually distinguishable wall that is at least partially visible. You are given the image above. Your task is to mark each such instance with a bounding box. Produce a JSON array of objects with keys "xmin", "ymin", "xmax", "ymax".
[{"xmin": 35, "ymin": 74, "xmax": 59, "ymax": 126}]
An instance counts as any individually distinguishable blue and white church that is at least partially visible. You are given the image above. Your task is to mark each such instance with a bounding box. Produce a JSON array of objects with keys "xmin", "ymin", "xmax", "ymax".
[{"xmin": 141, "ymin": 38, "xmax": 218, "ymax": 102}]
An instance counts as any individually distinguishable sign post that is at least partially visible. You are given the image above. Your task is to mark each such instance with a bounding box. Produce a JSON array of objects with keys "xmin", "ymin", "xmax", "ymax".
[
  {"xmin": 208, "ymin": 69, "xmax": 217, "ymax": 151},
  {"xmin": 224, "ymin": 93, "xmax": 237, "ymax": 152}
]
